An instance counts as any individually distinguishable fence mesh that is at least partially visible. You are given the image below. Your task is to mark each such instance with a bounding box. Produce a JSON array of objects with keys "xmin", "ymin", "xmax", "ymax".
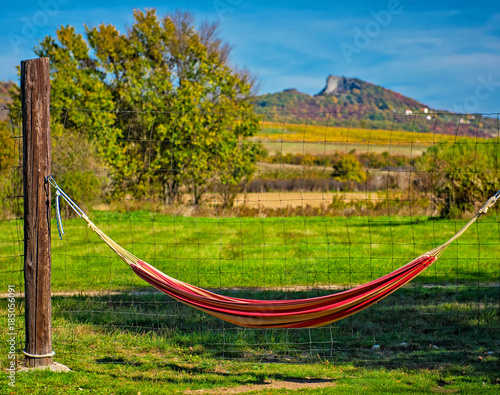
[
  {"xmin": 0, "ymin": 107, "xmax": 25, "ymax": 363},
  {"xmin": 1, "ymin": 108, "xmax": 499, "ymax": 365}
]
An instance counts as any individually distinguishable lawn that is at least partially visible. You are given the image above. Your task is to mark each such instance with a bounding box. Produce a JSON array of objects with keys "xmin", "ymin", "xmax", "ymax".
[
  {"xmin": 2, "ymin": 210, "xmax": 500, "ymax": 291},
  {"xmin": 0, "ymin": 285, "xmax": 498, "ymax": 393},
  {"xmin": 0, "ymin": 210, "xmax": 498, "ymax": 394}
]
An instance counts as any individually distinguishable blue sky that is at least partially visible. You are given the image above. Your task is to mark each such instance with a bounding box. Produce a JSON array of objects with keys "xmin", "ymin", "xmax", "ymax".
[{"xmin": 2, "ymin": 0, "xmax": 500, "ymax": 112}]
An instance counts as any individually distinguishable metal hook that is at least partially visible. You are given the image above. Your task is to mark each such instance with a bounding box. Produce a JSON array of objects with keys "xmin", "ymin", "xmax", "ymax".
[
  {"xmin": 46, "ymin": 175, "xmax": 88, "ymax": 239},
  {"xmin": 55, "ymin": 190, "xmax": 65, "ymax": 240}
]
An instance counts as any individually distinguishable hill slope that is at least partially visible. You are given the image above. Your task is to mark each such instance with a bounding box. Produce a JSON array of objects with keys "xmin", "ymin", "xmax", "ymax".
[
  {"xmin": 0, "ymin": 81, "xmax": 14, "ymax": 121},
  {"xmin": 255, "ymin": 75, "xmax": 498, "ymax": 137}
]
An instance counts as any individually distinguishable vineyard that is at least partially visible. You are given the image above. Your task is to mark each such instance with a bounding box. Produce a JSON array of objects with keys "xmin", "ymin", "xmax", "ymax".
[{"xmin": 258, "ymin": 121, "xmax": 477, "ymax": 144}]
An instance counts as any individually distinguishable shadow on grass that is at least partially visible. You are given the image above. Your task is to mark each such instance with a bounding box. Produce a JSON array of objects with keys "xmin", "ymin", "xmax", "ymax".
[
  {"xmin": 347, "ymin": 218, "xmax": 427, "ymax": 227},
  {"xmin": 96, "ymin": 356, "xmax": 143, "ymax": 366},
  {"xmin": 51, "ymin": 285, "xmax": 499, "ymax": 381}
]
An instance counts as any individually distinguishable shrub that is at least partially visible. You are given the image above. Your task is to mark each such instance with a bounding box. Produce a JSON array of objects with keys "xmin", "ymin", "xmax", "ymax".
[
  {"xmin": 0, "ymin": 121, "xmax": 20, "ymax": 218},
  {"xmin": 332, "ymin": 154, "xmax": 366, "ymax": 183},
  {"xmin": 415, "ymin": 139, "xmax": 500, "ymax": 218},
  {"xmin": 51, "ymin": 127, "xmax": 111, "ymax": 216}
]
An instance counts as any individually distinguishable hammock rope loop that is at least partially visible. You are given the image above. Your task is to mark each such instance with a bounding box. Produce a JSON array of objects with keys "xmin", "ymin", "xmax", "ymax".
[
  {"xmin": 479, "ymin": 190, "xmax": 500, "ymax": 215},
  {"xmin": 55, "ymin": 190, "xmax": 65, "ymax": 239},
  {"xmin": 46, "ymin": 175, "xmax": 98, "ymax": 239}
]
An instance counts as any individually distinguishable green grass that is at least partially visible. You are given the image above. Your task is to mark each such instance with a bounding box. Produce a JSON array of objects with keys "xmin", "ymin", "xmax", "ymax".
[
  {"xmin": 1, "ymin": 210, "xmax": 499, "ymax": 393},
  {"xmin": 0, "ymin": 286, "xmax": 498, "ymax": 394},
  {"xmin": 2, "ymin": 211, "xmax": 500, "ymax": 292}
]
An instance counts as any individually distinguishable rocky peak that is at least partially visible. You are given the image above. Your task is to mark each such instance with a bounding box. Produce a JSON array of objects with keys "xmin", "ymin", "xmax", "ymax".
[{"xmin": 317, "ymin": 75, "xmax": 361, "ymax": 96}]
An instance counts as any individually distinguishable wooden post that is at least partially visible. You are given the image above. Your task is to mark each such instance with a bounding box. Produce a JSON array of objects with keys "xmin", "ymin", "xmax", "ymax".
[{"xmin": 22, "ymin": 58, "xmax": 53, "ymax": 367}]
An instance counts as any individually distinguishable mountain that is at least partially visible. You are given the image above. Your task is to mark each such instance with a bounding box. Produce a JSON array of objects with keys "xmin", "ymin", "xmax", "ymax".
[
  {"xmin": 255, "ymin": 75, "xmax": 498, "ymax": 137},
  {"xmin": 0, "ymin": 81, "xmax": 14, "ymax": 121}
]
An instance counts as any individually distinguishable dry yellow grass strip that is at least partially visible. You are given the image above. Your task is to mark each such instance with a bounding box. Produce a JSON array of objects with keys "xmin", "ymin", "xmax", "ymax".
[
  {"xmin": 233, "ymin": 192, "xmax": 378, "ymax": 209},
  {"xmin": 259, "ymin": 121, "xmax": 472, "ymax": 144}
]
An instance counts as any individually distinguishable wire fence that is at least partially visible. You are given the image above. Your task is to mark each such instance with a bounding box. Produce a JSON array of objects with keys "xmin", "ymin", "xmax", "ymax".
[
  {"xmin": 1, "ymin": 107, "xmax": 499, "ymax": 364},
  {"xmin": 0, "ymin": 106, "xmax": 24, "ymax": 368}
]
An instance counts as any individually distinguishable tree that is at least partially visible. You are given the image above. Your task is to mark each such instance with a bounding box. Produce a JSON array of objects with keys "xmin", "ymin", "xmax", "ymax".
[
  {"xmin": 9, "ymin": 26, "xmax": 121, "ymax": 211},
  {"xmin": 415, "ymin": 139, "xmax": 500, "ymax": 218},
  {"xmin": 332, "ymin": 154, "xmax": 366, "ymax": 183},
  {"xmin": 28, "ymin": 9, "xmax": 261, "ymax": 206},
  {"xmin": 0, "ymin": 120, "xmax": 20, "ymax": 217}
]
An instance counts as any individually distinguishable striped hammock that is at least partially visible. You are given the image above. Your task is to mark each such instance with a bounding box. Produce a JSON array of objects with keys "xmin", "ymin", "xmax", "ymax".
[{"xmin": 48, "ymin": 177, "xmax": 499, "ymax": 329}]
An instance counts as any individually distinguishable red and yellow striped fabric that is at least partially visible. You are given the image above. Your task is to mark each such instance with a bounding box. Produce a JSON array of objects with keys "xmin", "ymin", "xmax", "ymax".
[{"xmin": 130, "ymin": 255, "xmax": 436, "ymax": 328}]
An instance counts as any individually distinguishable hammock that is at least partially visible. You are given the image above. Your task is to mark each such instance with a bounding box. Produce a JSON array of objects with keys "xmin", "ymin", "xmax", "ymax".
[{"xmin": 47, "ymin": 177, "xmax": 500, "ymax": 329}]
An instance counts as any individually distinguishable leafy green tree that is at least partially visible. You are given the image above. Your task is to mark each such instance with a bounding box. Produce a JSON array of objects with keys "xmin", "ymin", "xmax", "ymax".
[
  {"xmin": 0, "ymin": 121, "xmax": 15, "ymax": 171},
  {"xmin": 8, "ymin": 28, "xmax": 121, "ymax": 208},
  {"xmin": 332, "ymin": 154, "xmax": 366, "ymax": 183},
  {"xmin": 51, "ymin": 124, "xmax": 111, "ymax": 216},
  {"xmin": 25, "ymin": 9, "xmax": 260, "ymax": 206},
  {"xmin": 416, "ymin": 139, "xmax": 500, "ymax": 218},
  {"xmin": 0, "ymin": 120, "xmax": 20, "ymax": 217}
]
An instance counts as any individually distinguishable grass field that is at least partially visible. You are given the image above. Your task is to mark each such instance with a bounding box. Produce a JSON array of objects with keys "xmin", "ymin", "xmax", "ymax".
[
  {"xmin": 2, "ymin": 210, "xmax": 500, "ymax": 291},
  {"xmin": 1, "ymin": 210, "xmax": 498, "ymax": 394},
  {"xmin": 0, "ymin": 279, "xmax": 498, "ymax": 393}
]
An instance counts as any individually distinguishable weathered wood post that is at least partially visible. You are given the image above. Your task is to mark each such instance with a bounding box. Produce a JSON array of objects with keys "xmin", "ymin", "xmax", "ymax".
[{"xmin": 21, "ymin": 57, "xmax": 53, "ymax": 367}]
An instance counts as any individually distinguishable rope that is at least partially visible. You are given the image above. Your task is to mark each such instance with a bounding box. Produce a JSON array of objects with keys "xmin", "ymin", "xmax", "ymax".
[
  {"xmin": 55, "ymin": 190, "xmax": 64, "ymax": 239},
  {"xmin": 427, "ymin": 190, "xmax": 500, "ymax": 258},
  {"xmin": 23, "ymin": 349, "xmax": 55, "ymax": 358},
  {"xmin": 46, "ymin": 176, "xmax": 140, "ymax": 267}
]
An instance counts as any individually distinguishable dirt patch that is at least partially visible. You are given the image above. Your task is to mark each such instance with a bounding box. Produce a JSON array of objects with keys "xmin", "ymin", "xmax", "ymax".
[
  {"xmin": 184, "ymin": 378, "xmax": 336, "ymax": 394},
  {"xmin": 183, "ymin": 191, "xmax": 378, "ymax": 210},
  {"xmin": 18, "ymin": 362, "xmax": 71, "ymax": 373},
  {"xmin": 233, "ymin": 192, "xmax": 378, "ymax": 209},
  {"xmin": 261, "ymin": 141, "xmax": 427, "ymax": 157}
]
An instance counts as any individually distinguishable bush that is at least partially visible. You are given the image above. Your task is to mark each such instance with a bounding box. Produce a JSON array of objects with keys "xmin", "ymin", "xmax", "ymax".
[
  {"xmin": 51, "ymin": 127, "xmax": 111, "ymax": 216},
  {"xmin": 415, "ymin": 139, "xmax": 500, "ymax": 218},
  {"xmin": 0, "ymin": 121, "xmax": 21, "ymax": 218},
  {"xmin": 332, "ymin": 154, "xmax": 366, "ymax": 183}
]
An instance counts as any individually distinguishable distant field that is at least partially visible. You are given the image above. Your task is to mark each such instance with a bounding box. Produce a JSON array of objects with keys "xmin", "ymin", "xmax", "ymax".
[
  {"xmin": 258, "ymin": 121, "xmax": 470, "ymax": 144},
  {"xmin": 255, "ymin": 121, "xmax": 480, "ymax": 158},
  {"xmin": 261, "ymin": 141, "xmax": 428, "ymax": 156},
  {"xmin": 233, "ymin": 192, "xmax": 379, "ymax": 209}
]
